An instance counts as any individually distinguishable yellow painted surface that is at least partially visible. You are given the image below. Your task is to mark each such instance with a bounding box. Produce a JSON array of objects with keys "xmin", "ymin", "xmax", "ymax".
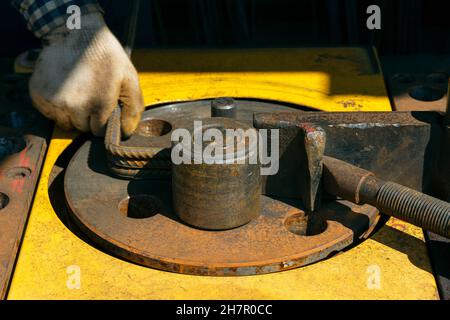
[
  {"xmin": 8, "ymin": 48, "xmax": 438, "ymax": 299},
  {"xmin": 134, "ymin": 47, "xmax": 389, "ymax": 112}
]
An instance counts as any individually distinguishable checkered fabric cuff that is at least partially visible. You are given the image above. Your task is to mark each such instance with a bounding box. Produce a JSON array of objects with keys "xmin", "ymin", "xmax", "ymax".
[{"xmin": 12, "ymin": 0, "xmax": 103, "ymax": 38}]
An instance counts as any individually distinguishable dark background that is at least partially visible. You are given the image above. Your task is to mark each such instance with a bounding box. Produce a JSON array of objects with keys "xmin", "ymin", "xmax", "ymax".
[{"xmin": 1, "ymin": 0, "xmax": 449, "ymax": 56}]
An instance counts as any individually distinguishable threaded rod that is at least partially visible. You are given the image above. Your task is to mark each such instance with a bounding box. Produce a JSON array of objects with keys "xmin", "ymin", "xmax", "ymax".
[
  {"xmin": 323, "ymin": 156, "xmax": 450, "ymax": 238},
  {"xmin": 377, "ymin": 182, "xmax": 450, "ymax": 238}
]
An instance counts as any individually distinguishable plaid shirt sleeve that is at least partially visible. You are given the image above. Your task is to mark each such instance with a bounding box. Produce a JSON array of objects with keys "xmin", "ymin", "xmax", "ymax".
[{"xmin": 11, "ymin": 0, "xmax": 103, "ymax": 38}]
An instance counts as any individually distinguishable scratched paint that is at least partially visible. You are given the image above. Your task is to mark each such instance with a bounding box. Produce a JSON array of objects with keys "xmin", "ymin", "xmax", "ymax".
[{"xmin": 327, "ymin": 123, "xmax": 401, "ymax": 129}]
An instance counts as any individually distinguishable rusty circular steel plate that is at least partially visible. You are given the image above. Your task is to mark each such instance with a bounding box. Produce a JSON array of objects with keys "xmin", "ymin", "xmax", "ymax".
[
  {"xmin": 64, "ymin": 137, "xmax": 379, "ymax": 276},
  {"xmin": 63, "ymin": 99, "xmax": 379, "ymax": 276}
]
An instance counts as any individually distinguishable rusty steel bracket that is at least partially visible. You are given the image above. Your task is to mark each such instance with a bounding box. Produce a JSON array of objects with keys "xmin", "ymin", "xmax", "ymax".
[
  {"xmin": 251, "ymin": 115, "xmax": 326, "ymax": 213},
  {"xmin": 254, "ymin": 110, "xmax": 450, "ymax": 239},
  {"xmin": 0, "ymin": 74, "xmax": 52, "ymax": 299},
  {"xmin": 297, "ymin": 124, "xmax": 326, "ymax": 213},
  {"xmin": 254, "ymin": 111, "xmax": 445, "ymax": 194}
]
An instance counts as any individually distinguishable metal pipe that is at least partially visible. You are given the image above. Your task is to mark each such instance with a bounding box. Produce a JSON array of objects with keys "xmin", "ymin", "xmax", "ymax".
[{"xmin": 323, "ymin": 156, "xmax": 450, "ymax": 238}]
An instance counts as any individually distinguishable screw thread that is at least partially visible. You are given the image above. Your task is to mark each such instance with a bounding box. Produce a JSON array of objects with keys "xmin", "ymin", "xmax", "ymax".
[{"xmin": 377, "ymin": 182, "xmax": 450, "ymax": 237}]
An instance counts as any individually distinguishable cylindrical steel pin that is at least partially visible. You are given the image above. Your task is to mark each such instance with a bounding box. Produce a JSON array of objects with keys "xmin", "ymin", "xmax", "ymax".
[{"xmin": 211, "ymin": 97, "xmax": 237, "ymax": 118}]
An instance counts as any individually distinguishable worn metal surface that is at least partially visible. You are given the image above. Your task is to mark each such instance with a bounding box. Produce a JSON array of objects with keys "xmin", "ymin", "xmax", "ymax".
[
  {"xmin": 322, "ymin": 156, "xmax": 381, "ymax": 205},
  {"xmin": 64, "ymin": 137, "xmax": 378, "ymax": 275},
  {"xmin": 256, "ymin": 119, "xmax": 327, "ymax": 213},
  {"xmin": 8, "ymin": 48, "xmax": 438, "ymax": 299},
  {"xmin": 211, "ymin": 97, "xmax": 237, "ymax": 118},
  {"xmin": 254, "ymin": 110, "xmax": 450, "ymax": 238},
  {"xmin": 0, "ymin": 74, "xmax": 51, "ymax": 299},
  {"xmin": 382, "ymin": 56, "xmax": 449, "ymax": 113},
  {"xmin": 255, "ymin": 111, "xmax": 443, "ymax": 195},
  {"xmin": 388, "ymin": 72, "xmax": 448, "ymax": 112},
  {"xmin": 253, "ymin": 106, "xmax": 449, "ymax": 237},
  {"xmin": 105, "ymin": 99, "xmax": 305, "ymax": 179},
  {"xmin": 322, "ymin": 156, "xmax": 450, "ymax": 239},
  {"xmin": 172, "ymin": 117, "xmax": 261, "ymax": 230},
  {"xmin": 64, "ymin": 126, "xmax": 377, "ymax": 275},
  {"xmin": 296, "ymin": 124, "xmax": 326, "ymax": 213}
]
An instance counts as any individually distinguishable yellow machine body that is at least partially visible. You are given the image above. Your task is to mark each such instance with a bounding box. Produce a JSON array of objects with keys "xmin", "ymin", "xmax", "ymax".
[{"xmin": 8, "ymin": 47, "xmax": 438, "ymax": 299}]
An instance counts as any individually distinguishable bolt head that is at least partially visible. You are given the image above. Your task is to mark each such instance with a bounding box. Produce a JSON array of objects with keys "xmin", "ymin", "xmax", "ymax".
[{"xmin": 211, "ymin": 97, "xmax": 236, "ymax": 118}]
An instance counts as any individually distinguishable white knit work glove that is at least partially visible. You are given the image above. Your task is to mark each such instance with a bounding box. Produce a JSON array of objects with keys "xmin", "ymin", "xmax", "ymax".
[{"xmin": 29, "ymin": 12, "xmax": 144, "ymax": 137}]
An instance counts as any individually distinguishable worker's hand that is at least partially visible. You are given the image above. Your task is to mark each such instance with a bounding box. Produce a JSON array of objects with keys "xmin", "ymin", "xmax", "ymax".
[{"xmin": 29, "ymin": 13, "xmax": 144, "ymax": 137}]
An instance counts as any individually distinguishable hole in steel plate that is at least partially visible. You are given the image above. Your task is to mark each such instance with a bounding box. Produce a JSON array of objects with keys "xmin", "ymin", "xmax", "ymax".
[
  {"xmin": 5, "ymin": 167, "xmax": 32, "ymax": 179},
  {"xmin": 136, "ymin": 119, "xmax": 172, "ymax": 137},
  {"xmin": 118, "ymin": 195, "xmax": 162, "ymax": 219},
  {"xmin": 408, "ymin": 85, "xmax": 446, "ymax": 102},
  {"xmin": 393, "ymin": 73, "xmax": 414, "ymax": 84},
  {"xmin": 285, "ymin": 213, "xmax": 327, "ymax": 236},
  {"xmin": 0, "ymin": 193, "xmax": 9, "ymax": 210},
  {"xmin": 426, "ymin": 72, "xmax": 448, "ymax": 84},
  {"xmin": 0, "ymin": 137, "xmax": 26, "ymax": 159},
  {"xmin": 0, "ymin": 111, "xmax": 35, "ymax": 129}
]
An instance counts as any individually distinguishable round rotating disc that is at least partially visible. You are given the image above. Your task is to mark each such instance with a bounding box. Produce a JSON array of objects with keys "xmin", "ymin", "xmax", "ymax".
[{"xmin": 63, "ymin": 100, "xmax": 379, "ymax": 276}]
